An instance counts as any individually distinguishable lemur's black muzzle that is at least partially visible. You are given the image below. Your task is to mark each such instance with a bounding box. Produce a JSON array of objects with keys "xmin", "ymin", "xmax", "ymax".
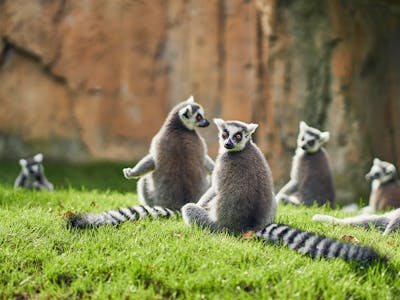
[
  {"xmin": 197, "ymin": 119, "xmax": 210, "ymax": 127},
  {"xmin": 224, "ymin": 140, "xmax": 234, "ymax": 149},
  {"xmin": 365, "ymin": 173, "xmax": 378, "ymax": 181}
]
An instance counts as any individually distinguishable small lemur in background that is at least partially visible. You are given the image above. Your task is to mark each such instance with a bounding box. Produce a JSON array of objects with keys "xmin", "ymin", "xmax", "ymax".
[
  {"xmin": 14, "ymin": 153, "xmax": 54, "ymax": 191},
  {"xmin": 364, "ymin": 158, "xmax": 400, "ymax": 212},
  {"xmin": 276, "ymin": 121, "xmax": 335, "ymax": 208},
  {"xmin": 68, "ymin": 96, "xmax": 214, "ymax": 228},
  {"xmin": 313, "ymin": 158, "xmax": 400, "ymax": 235},
  {"xmin": 181, "ymin": 119, "xmax": 383, "ymax": 264}
]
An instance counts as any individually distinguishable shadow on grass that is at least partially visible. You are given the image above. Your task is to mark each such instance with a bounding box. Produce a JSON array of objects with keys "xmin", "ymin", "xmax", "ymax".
[{"xmin": 0, "ymin": 159, "xmax": 138, "ymax": 193}]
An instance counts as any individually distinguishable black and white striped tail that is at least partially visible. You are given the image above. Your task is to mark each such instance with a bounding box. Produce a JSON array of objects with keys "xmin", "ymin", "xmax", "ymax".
[
  {"xmin": 67, "ymin": 205, "xmax": 177, "ymax": 229},
  {"xmin": 256, "ymin": 223, "xmax": 385, "ymax": 264}
]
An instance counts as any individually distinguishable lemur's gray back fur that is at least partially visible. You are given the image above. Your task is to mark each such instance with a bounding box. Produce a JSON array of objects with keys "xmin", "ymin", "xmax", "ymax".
[
  {"xmin": 313, "ymin": 158, "xmax": 400, "ymax": 235},
  {"xmin": 276, "ymin": 121, "xmax": 335, "ymax": 208},
  {"xmin": 14, "ymin": 153, "xmax": 54, "ymax": 191},
  {"xmin": 68, "ymin": 96, "xmax": 214, "ymax": 229},
  {"xmin": 182, "ymin": 119, "xmax": 383, "ymax": 264}
]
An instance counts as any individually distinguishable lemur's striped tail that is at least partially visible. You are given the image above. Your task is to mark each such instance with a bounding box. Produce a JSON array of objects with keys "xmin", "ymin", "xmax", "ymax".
[
  {"xmin": 256, "ymin": 223, "xmax": 385, "ymax": 264},
  {"xmin": 67, "ymin": 205, "xmax": 178, "ymax": 229}
]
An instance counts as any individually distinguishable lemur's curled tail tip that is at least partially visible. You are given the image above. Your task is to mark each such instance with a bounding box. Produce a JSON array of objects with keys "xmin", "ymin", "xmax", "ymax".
[
  {"xmin": 257, "ymin": 223, "xmax": 387, "ymax": 265},
  {"xmin": 67, "ymin": 214, "xmax": 91, "ymax": 229}
]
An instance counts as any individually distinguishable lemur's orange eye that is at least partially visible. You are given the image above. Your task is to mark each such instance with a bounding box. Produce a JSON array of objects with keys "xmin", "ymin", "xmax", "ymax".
[
  {"xmin": 235, "ymin": 134, "xmax": 242, "ymax": 140},
  {"xmin": 222, "ymin": 132, "xmax": 228, "ymax": 139}
]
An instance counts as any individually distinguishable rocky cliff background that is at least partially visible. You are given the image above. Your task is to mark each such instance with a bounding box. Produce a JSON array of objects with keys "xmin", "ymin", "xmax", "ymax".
[{"xmin": 1, "ymin": 0, "xmax": 400, "ymax": 203}]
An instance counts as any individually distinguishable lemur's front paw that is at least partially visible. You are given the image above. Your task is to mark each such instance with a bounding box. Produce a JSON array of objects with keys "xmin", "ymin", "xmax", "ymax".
[
  {"xmin": 123, "ymin": 168, "xmax": 134, "ymax": 179},
  {"xmin": 277, "ymin": 194, "xmax": 301, "ymax": 206}
]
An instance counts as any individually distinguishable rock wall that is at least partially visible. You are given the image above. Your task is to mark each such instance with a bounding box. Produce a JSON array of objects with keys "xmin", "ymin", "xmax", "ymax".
[{"xmin": 1, "ymin": 0, "xmax": 400, "ymax": 202}]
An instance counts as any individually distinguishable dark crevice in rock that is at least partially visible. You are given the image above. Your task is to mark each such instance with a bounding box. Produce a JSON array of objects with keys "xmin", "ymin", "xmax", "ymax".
[
  {"xmin": 53, "ymin": 0, "xmax": 67, "ymax": 23},
  {"xmin": 253, "ymin": 14, "xmax": 267, "ymax": 146},
  {"xmin": 0, "ymin": 38, "xmax": 13, "ymax": 67},
  {"xmin": 1, "ymin": 37, "xmax": 67, "ymax": 86},
  {"xmin": 216, "ymin": 0, "xmax": 226, "ymax": 117}
]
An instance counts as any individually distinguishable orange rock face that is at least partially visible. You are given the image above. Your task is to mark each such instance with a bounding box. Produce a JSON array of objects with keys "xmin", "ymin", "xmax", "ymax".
[{"xmin": 1, "ymin": 0, "xmax": 399, "ymax": 202}]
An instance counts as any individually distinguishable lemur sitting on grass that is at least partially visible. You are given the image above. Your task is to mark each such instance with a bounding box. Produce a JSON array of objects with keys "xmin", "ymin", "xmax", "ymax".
[
  {"xmin": 14, "ymin": 153, "xmax": 53, "ymax": 191},
  {"xmin": 313, "ymin": 158, "xmax": 400, "ymax": 235},
  {"xmin": 276, "ymin": 121, "xmax": 335, "ymax": 208},
  {"xmin": 67, "ymin": 96, "xmax": 214, "ymax": 228}
]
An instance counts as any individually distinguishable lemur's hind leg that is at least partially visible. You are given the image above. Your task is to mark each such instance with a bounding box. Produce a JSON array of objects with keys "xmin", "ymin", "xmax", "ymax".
[
  {"xmin": 384, "ymin": 216, "xmax": 400, "ymax": 235},
  {"xmin": 383, "ymin": 209, "xmax": 400, "ymax": 235},
  {"xmin": 182, "ymin": 203, "xmax": 221, "ymax": 232},
  {"xmin": 137, "ymin": 176, "xmax": 155, "ymax": 207}
]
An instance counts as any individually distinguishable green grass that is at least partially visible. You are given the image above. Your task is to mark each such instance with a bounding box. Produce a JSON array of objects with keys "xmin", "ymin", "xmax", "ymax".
[
  {"xmin": 0, "ymin": 160, "xmax": 399, "ymax": 299},
  {"xmin": 0, "ymin": 159, "xmax": 137, "ymax": 192}
]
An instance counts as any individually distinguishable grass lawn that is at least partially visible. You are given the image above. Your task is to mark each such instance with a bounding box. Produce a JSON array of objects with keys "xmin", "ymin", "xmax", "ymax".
[{"xmin": 0, "ymin": 159, "xmax": 399, "ymax": 299}]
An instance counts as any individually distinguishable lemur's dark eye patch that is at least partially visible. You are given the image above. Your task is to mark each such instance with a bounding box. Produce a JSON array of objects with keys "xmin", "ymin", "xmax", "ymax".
[
  {"xmin": 234, "ymin": 132, "xmax": 242, "ymax": 141},
  {"xmin": 183, "ymin": 110, "xmax": 190, "ymax": 119},
  {"xmin": 222, "ymin": 131, "xmax": 229, "ymax": 139},
  {"xmin": 307, "ymin": 131, "xmax": 320, "ymax": 139},
  {"xmin": 196, "ymin": 114, "xmax": 202, "ymax": 121}
]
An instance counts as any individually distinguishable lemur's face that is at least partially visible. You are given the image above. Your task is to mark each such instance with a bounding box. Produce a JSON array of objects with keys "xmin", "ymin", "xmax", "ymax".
[
  {"xmin": 20, "ymin": 153, "xmax": 43, "ymax": 176},
  {"xmin": 297, "ymin": 121, "xmax": 330, "ymax": 153},
  {"xmin": 214, "ymin": 118, "xmax": 258, "ymax": 152},
  {"xmin": 365, "ymin": 158, "xmax": 397, "ymax": 183},
  {"xmin": 178, "ymin": 96, "xmax": 209, "ymax": 130}
]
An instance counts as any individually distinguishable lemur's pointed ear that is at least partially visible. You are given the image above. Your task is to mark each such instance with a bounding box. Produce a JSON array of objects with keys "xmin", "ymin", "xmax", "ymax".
[
  {"xmin": 321, "ymin": 131, "xmax": 330, "ymax": 142},
  {"xmin": 213, "ymin": 118, "xmax": 225, "ymax": 129},
  {"xmin": 186, "ymin": 95, "xmax": 195, "ymax": 103},
  {"xmin": 19, "ymin": 159, "xmax": 27, "ymax": 167},
  {"xmin": 247, "ymin": 123, "xmax": 259, "ymax": 135},
  {"xmin": 388, "ymin": 163, "xmax": 397, "ymax": 172},
  {"xmin": 34, "ymin": 153, "xmax": 43, "ymax": 162},
  {"xmin": 299, "ymin": 121, "xmax": 308, "ymax": 131},
  {"xmin": 373, "ymin": 158, "xmax": 381, "ymax": 165}
]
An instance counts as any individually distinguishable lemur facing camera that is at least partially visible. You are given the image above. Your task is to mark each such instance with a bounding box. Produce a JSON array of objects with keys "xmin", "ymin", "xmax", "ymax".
[
  {"xmin": 14, "ymin": 153, "xmax": 54, "ymax": 191},
  {"xmin": 276, "ymin": 121, "xmax": 335, "ymax": 208},
  {"xmin": 181, "ymin": 119, "xmax": 383, "ymax": 264},
  {"xmin": 313, "ymin": 158, "xmax": 400, "ymax": 235},
  {"xmin": 67, "ymin": 96, "xmax": 214, "ymax": 229}
]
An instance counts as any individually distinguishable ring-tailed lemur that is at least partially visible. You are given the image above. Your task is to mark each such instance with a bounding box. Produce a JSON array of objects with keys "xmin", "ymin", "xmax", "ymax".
[
  {"xmin": 276, "ymin": 121, "xmax": 335, "ymax": 208},
  {"xmin": 181, "ymin": 119, "xmax": 383, "ymax": 264},
  {"xmin": 313, "ymin": 158, "xmax": 400, "ymax": 235},
  {"xmin": 68, "ymin": 96, "xmax": 214, "ymax": 228},
  {"xmin": 364, "ymin": 158, "xmax": 400, "ymax": 212},
  {"xmin": 14, "ymin": 153, "xmax": 54, "ymax": 191}
]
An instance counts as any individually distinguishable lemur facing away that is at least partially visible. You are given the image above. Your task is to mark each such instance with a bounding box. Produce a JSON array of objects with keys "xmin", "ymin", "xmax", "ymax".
[
  {"xmin": 313, "ymin": 158, "xmax": 400, "ymax": 235},
  {"xmin": 67, "ymin": 96, "xmax": 214, "ymax": 229},
  {"xmin": 276, "ymin": 121, "xmax": 335, "ymax": 208},
  {"xmin": 182, "ymin": 119, "xmax": 383, "ymax": 264},
  {"xmin": 14, "ymin": 153, "xmax": 54, "ymax": 191}
]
